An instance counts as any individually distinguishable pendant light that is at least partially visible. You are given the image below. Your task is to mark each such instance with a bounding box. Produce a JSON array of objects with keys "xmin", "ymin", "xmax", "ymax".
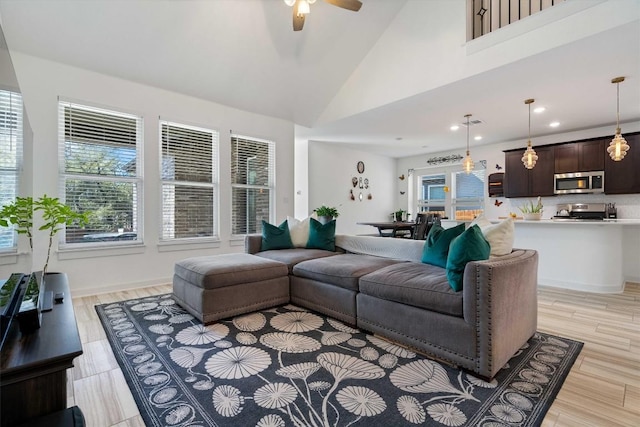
[
  {"xmin": 521, "ymin": 98, "xmax": 538, "ymax": 169},
  {"xmin": 607, "ymin": 76, "xmax": 629, "ymax": 161},
  {"xmin": 462, "ymin": 114, "xmax": 474, "ymax": 174}
]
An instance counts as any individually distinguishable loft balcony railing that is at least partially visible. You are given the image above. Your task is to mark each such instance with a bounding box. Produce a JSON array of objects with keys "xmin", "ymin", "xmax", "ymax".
[{"xmin": 468, "ymin": 0, "xmax": 566, "ymax": 40}]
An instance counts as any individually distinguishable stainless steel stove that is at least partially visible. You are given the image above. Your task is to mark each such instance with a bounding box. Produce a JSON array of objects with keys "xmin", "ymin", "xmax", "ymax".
[{"xmin": 553, "ymin": 203, "xmax": 606, "ymax": 221}]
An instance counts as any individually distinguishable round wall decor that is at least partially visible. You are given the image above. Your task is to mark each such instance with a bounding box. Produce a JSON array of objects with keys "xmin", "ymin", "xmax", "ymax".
[{"xmin": 357, "ymin": 161, "xmax": 365, "ymax": 174}]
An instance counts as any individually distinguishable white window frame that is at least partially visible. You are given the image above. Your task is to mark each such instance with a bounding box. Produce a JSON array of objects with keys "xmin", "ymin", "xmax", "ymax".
[
  {"xmin": 58, "ymin": 100, "xmax": 143, "ymax": 249},
  {"xmin": 413, "ymin": 164, "xmax": 486, "ymax": 220},
  {"xmin": 159, "ymin": 120, "xmax": 219, "ymax": 242},
  {"xmin": 230, "ymin": 134, "xmax": 275, "ymax": 237},
  {"xmin": 0, "ymin": 89, "xmax": 23, "ymax": 253}
]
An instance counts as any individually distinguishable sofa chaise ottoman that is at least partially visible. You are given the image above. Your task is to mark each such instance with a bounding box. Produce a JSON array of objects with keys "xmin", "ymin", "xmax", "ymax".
[{"xmin": 172, "ymin": 253, "xmax": 289, "ymax": 324}]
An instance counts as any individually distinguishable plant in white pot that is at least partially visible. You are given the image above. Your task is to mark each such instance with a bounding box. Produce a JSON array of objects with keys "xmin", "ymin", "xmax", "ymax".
[
  {"xmin": 519, "ymin": 197, "xmax": 544, "ymax": 220},
  {"xmin": 0, "ymin": 195, "xmax": 89, "ymax": 274},
  {"xmin": 313, "ymin": 205, "xmax": 339, "ymax": 224}
]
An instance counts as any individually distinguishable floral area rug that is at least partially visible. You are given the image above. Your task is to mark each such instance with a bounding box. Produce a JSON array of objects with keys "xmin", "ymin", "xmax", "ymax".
[{"xmin": 96, "ymin": 294, "xmax": 582, "ymax": 427}]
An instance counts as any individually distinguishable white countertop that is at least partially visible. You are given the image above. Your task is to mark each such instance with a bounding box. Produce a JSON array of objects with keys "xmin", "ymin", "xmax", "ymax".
[
  {"xmin": 510, "ymin": 218, "xmax": 640, "ymax": 225},
  {"xmin": 443, "ymin": 218, "xmax": 640, "ymax": 225}
]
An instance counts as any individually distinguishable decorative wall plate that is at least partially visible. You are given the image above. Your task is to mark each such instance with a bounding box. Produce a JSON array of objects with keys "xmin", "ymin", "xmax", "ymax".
[{"xmin": 357, "ymin": 161, "xmax": 365, "ymax": 174}]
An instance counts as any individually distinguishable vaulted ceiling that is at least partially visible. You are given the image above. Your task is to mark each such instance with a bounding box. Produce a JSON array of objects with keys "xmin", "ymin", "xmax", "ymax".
[{"xmin": 1, "ymin": 0, "xmax": 638, "ymax": 157}]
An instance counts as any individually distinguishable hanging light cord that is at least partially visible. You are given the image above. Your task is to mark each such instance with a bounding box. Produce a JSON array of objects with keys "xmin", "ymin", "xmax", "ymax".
[
  {"xmin": 528, "ymin": 101, "xmax": 531, "ymax": 144},
  {"xmin": 466, "ymin": 115, "xmax": 470, "ymax": 154},
  {"xmin": 616, "ymin": 81, "xmax": 620, "ymax": 130}
]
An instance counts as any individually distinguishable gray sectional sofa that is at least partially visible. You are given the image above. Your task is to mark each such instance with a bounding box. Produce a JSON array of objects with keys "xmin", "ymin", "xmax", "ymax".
[{"xmin": 245, "ymin": 234, "xmax": 538, "ymax": 380}]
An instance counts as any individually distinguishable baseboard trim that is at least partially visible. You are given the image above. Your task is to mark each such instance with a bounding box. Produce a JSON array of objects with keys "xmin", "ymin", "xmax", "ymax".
[
  {"xmin": 71, "ymin": 277, "xmax": 172, "ymax": 298},
  {"xmin": 538, "ymin": 278, "xmax": 625, "ymax": 294}
]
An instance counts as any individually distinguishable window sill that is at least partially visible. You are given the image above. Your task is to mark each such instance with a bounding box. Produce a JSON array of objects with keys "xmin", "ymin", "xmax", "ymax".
[
  {"xmin": 0, "ymin": 251, "xmax": 19, "ymax": 266},
  {"xmin": 58, "ymin": 242, "xmax": 146, "ymax": 260},
  {"xmin": 229, "ymin": 236, "xmax": 247, "ymax": 247},
  {"xmin": 157, "ymin": 238, "xmax": 221, "ymax": 253}
]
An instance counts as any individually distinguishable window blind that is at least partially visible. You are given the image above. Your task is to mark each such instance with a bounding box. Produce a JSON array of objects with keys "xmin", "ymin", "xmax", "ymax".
[
  {"xmin": 160, "ymin": 121, "xmax": 218, "ymax": 240},
  {"xmin": 59, "ymin": 101, "xmax": 142, "ymax": 245},
  {"xmin": 0, "ymin": 90, "xmax": 23, "ymax": 250},
  {"xmin": 230, "ymin": 135, "xmax": 275, "ymax": 235},
  {"xmin": 452, "ymin": 170, "xmax": 485, "ymax": 220}
]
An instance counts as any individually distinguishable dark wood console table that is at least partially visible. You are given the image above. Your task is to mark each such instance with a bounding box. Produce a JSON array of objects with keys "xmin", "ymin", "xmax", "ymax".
[{"xmin": 0, "ymin": 272, "xmax": 83, "ymax": 426}]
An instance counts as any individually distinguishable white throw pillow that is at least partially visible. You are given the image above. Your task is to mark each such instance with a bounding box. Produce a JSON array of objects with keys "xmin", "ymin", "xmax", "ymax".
[
  {"xmin": 470, "ymin": 214, "xmax": 492, "ymax": 229},
  {"xmin": 469, "ymin": 215, "xmax": 514, "ymax": 256},
  {"xmin": 287, "ymin": 215, "xmax": 315, "ymax": 247},
  {"xmin": 482, "ymin": 217, "xmax": 515, "ymax": 256}
]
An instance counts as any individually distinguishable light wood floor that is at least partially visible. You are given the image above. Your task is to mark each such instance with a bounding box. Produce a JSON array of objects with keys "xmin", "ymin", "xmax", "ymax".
[{"xmin": 69, "ymin": 283, "xmax": 640, "ymax": 427}]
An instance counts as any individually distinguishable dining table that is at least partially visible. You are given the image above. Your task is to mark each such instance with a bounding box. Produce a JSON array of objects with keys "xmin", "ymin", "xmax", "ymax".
[{"xmin": 358, "ymin": 221, "xmax": 416, "ymax": 238}]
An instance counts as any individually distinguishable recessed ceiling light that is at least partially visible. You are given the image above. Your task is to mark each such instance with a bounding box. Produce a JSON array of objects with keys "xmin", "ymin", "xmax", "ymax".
[
  {"xmin": 534, "ymin": 107, "xmax": 546, "ymax": 113},
  {"xmin": 396, "ymin": 137, "xmax": 403, "ymax": 141},
  {"xmin": 474, "ymin": 136, "xmax": 482, "ymax": 141},
  {"xmin": 450, "ymin": 125, "xmax": 459, "ymax": 131},
  {"xmin": 421, "ymin": 145, "xmax": 429, "ymax": 148},
  {"xmin": 549, "ymin": 121, "xmax": 560, "ymax": 127}
]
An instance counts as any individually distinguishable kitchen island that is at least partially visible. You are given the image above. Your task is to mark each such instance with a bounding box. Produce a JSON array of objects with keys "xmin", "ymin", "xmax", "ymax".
[{"xmin": 442, "ymin": 218, "xmax": 640, "ymax": 293}]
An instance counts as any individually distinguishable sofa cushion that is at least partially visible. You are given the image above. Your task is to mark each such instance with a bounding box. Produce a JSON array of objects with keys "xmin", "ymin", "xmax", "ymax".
[
  {"xmin": 256, "ymin": 248, "xmax": 337, "ymax": 273},
  {"xmin": 421, "ymin": 223, "xmax": 465, "ymax": 268},
  {"xmin": 359, "ymin": 262, "xmax": 463, "ymax": 317},
  {"xmin": 307, "ymin": 218, "xmax": 336, "ymax": 251},
  {"xmin": 293, "ymin": 254, "xmax": 404, "ymax": 291},
  {"xmin": 287, "ymin": 215, "xmax": 313, "ymax": 247},
  {"xmin": 470, "ymin": 215, "xmax": 515, "ymax": 256},
  {"xmin": 261, "ymin": 220, "xmax": 294, "ymax": 251},
  {"xmin": 446, "ymin": 225, "xmax": 491, "ymax": 292},
  {"xmin": 174, "ymin": 253, "xmax": 288, "ymax": 290}
]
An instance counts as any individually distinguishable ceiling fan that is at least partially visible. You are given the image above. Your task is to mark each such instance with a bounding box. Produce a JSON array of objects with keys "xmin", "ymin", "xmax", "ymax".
[{"xmin": 284, "ymin": 0, "xmax": 362, "ymax": 31}]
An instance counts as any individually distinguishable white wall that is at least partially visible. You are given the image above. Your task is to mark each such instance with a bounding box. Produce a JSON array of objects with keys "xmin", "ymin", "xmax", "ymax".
[
  {"xmin": 307, "ymin": 142, "xmax": 396, "ymax": 235},
  {"xmin": 1, "ymin": 53, "xmax": 295, "ymax": 295}
]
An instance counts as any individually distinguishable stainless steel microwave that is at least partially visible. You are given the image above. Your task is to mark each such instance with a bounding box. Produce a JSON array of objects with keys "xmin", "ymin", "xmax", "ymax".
[{"xmin": 554, "ymin": 171, "xmax": 604, "ymax": 194}]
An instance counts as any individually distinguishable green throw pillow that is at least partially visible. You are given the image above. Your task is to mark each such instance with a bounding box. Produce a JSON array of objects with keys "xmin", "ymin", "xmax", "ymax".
[
  {"xmin": 446, "ymin": 224, "xmax": 490, "ymax": 292},
  {"xmin": 306, "ymin": 218, "xmax": 336, "ymax": 251},
  {"xmin": 261, "ymin": 220, "xmax": 294, "ymax": 251},
  {"xmin": 421, "ymin": 223, "xmax": 465, "ymax": 268}
]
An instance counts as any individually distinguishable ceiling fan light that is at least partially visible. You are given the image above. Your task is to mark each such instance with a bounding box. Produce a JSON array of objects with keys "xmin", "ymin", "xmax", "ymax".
[
  {"xmin": 298, "ymin": 0, "xmax": 310, "ymax": 15},
  {"xmin": 608, "ymin": 129, "xmax": 629, "ymax": 161}
]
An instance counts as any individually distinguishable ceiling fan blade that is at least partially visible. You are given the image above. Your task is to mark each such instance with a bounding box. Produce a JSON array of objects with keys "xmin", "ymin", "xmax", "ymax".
[
  {"xmin": 324, "ymin": 0, "xmax": 362, "ymax": 12},
  {"xmin": 293, "ymin": 0, "xmax": 305, "ymax": 31}
]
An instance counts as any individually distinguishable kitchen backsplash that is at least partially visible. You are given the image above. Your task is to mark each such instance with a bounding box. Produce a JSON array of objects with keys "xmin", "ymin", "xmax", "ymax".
[{"xmin": 487, "ymin": 193, "xmax": 640, "ymax": 219}]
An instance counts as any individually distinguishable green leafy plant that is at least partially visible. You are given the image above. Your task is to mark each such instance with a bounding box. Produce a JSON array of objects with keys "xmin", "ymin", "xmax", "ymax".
[
  {"xmin": 0, "ymin": 195, "xmax": 90, "ymax": 274},
  {"xmin": 314, "ymin": 205, "xmax": 339, "ymax": 218},
  {"xmin": 0, "ymin": 196, "xmax": 34, "ymax": 250},
  {"xmin": 392, "ymin": 209, "xmax": 407, "ymax": 221},
  {"xmin": 518, "ymin": 196, "xmax": 544, "ymax": 214}
]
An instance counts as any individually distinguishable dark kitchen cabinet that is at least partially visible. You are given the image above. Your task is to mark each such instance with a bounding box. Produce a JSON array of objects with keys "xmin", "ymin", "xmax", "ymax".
[
  {"xmin": 504, "ymin": 146, "xmax": 555, "ymax": 198},
  {"xmin": 554, "ymin": 139, "xmax": 605, "ymax": 173},
  {"xmin": 604, "ymin": 132, "xmax": 640, "ymax": 194}
]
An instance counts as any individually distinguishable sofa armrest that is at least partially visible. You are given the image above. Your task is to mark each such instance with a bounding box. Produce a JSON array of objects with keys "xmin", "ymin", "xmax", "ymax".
[
  {"xmin": 245, "ymin": 234, "xmax": 262, "ymax": 254},
  {"xmin": 463, "ymin": 249, "xmax": 539, "ymax": 379}
]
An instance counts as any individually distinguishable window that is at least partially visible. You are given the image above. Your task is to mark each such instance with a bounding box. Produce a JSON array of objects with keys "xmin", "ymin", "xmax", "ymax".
[
  {"xmin": 415, "ymin": 167, "xmax": 485, "ymax": 220},
  {"xmin": 0, "ymin": 90, "xmax": 22, "ymax": 251},
  {"xmin": 417, "ymin": 173, "xmax": 446, "ymax": 218},
  {"xmin": 59, "ymin": 101, "xmax": 142, "ymax": 245},
  {"xmin": 160, "ymin": 121, "xmax": 218, "ymax": 240},
  {"xmin": 231, "ymin": 135, "xmax": 275, "ymax": 235},
  {"xmin": 452, "ymin": 170, "xmax": 485, "ymax": 220}
]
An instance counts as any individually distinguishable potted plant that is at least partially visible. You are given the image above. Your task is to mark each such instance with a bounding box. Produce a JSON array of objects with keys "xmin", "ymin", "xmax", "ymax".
[
  {"xmin": 0, "ymin": 195, "xmax": 89, "ymax": 274},
  {"xmin": 314, "ymin": 205, "xmax": 339, "ymax": 224},
  {"xmin": 519, "ymin": 196, "xmax": 544, "ymax": 220},
  {"xmin": 392, "ymin": 209, "xmax": 407, "ymax": 222}
]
